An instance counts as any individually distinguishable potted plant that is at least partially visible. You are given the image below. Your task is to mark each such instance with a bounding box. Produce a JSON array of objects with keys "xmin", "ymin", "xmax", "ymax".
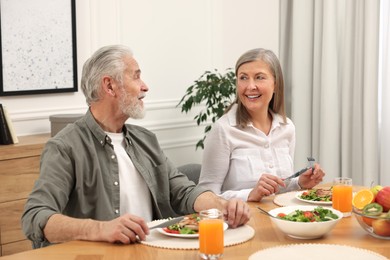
[{"xmin": 177, "ymin": 69, "xmax": 236, "ymax": 149}]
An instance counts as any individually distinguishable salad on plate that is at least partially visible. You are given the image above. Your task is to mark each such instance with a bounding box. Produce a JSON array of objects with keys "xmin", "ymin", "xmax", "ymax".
[
  {"xmin": 162, "ymin": 213, "xmax": 200, "ymax": 235},
  {"xmin": 156, "ymin": 213, "xmax": 228, "ymax": 238},
  {"xmin": 296, "ymin": 188, "xmax": 332, "ymax": 205}
]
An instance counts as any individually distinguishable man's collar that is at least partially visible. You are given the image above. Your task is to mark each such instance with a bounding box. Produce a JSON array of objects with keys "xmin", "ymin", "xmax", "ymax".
[{"xmin": 85, "ymin": 109, "xmax": 111, "ymax": 146}]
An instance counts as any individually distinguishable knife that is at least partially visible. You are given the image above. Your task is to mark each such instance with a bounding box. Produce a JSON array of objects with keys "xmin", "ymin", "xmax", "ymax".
[{"xmin": 149, "ymin": 216, "xmax": 185, "ymax": 230}]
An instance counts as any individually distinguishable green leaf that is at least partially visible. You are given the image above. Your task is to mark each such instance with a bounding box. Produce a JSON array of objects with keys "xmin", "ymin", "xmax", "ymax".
[{"xmin": 177, "ymin": 68, "xmax": 236, "ymax": 149}]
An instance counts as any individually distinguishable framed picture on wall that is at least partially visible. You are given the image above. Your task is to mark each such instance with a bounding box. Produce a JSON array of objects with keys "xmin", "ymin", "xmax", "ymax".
[{"xmin": 0, "ymin": 0, "xmax": 77, "ymax": 96}]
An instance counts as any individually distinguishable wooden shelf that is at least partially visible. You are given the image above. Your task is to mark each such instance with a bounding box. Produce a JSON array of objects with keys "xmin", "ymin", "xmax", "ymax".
[
  {"xmin": 0, "ymin": 134, "xmax": 49, "ymax": 161},
  {"xmin": 0, "ymin": 134, "xmax": 49, "ymax": 256}
]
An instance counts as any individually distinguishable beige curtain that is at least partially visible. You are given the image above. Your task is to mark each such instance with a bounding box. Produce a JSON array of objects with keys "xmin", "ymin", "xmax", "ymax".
[
  {"xmin": 379, "ymin": 0, "xmax": 390, "ymax": 185},
  {"xmin": 279, "ymin": 0, "xmax": 380, "ymax": 186}
]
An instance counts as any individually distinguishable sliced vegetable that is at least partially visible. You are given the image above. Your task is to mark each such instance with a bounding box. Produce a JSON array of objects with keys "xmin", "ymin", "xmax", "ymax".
[{"xmin": 162, "ymin": 227, "xmax": 180, "ymax": 234}]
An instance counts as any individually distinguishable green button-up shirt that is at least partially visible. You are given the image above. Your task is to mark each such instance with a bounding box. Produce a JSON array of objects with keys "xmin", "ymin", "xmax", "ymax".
[{"xmin": 22, "ymin": 109, "xmax": 207, "ymax": 247}]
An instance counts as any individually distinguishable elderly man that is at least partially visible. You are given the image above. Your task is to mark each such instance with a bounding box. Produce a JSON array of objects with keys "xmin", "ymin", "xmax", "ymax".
[{"xmin": 22, "ymin": 45, "xmax": 250, "ymax": 248}]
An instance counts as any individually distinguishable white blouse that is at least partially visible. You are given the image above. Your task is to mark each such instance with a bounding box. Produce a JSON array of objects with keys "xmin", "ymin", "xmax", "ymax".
[{"xmin": 198, "ymin": 104, "xmax": 300, "ymax": 201}]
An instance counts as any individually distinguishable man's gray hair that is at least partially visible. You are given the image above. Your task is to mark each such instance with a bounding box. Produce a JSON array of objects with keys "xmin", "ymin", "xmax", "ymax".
[{"xmin": 80, "ymin": 45, "xmax": 133, "ymax": 105}]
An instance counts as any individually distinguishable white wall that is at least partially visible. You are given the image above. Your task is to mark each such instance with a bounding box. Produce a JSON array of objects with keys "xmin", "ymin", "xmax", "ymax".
[{"xmin": 0, "ymin": 0, "xmax": 279, "ymax": 166}]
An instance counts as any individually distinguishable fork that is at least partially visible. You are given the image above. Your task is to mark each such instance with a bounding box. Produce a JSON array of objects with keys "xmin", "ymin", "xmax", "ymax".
[
  {"xmin": 256, "ymin": 206, "xmax": 278, "ymax": 219},
  {"xmin": 283, "ymin": 157, "xmax": 316, "ymax": 180},
  {"xmin": 307, "ymin": 156, "xmax": 315, "ymax": 169}
]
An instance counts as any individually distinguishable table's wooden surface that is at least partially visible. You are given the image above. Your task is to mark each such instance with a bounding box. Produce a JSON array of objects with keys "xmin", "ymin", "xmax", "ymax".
[{"xmin": 2, "ymin": 192, "xmax": 389, "ymax": 260}]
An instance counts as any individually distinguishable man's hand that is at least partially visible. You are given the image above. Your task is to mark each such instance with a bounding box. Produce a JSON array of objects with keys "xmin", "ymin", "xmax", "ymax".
[
  {"xmin": 97, "ymin": 214, "xmax": 149, "ymax": 244},
  {"xmin": 44, "ymin": 213, "xmax": 149, "ymax": 244},
  {"xmin": 194, "ymin": 192, "xmax": 251, "ymax": 228},
  {"xmin": 222, "ymin": 198, "xmax": 251, "ymax": 228}
]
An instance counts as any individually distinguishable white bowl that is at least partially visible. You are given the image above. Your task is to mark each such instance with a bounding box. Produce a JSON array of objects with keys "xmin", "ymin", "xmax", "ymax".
[{"xmin": 268, "ymin": 205, "xmax": 343, "ymax": 239}]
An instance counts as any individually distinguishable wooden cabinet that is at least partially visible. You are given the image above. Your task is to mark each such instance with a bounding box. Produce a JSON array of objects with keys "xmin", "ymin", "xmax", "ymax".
[{"xmin": 0, "ymin": 134, "xmax": 49, "ymax": 256}]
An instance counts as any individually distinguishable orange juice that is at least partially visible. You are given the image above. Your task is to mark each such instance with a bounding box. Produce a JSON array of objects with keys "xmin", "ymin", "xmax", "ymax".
[
  {"xmin": 332, "ymin": 184, "xmax": 353, "ymax": 216},
  {"xmin": 199, "ymin": 219, "xmax": 224, "ymax": 255}
]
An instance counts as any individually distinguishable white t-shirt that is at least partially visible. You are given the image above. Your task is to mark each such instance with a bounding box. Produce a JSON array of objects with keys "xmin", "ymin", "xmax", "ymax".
[
  {"xmin": 198, "ymin": 104, "xmax": 300, "ymax": 201},
  {"xmin": 107, "ymin": 132, "xmax": 153, "ymax": 222}
]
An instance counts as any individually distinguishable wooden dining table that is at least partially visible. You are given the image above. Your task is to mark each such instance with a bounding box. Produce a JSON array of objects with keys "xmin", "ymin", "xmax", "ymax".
[{"xmin": 1, "ymin": 189, "xmax": 389, "ymax": 260}]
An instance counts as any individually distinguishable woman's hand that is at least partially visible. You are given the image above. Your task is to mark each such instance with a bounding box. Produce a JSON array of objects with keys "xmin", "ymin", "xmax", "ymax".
[
  {"xmin": 298, "ymin": 163, "xmax": 325, "ymax": 189},
  {"xmin": 247, "ymin": 173, "xmax": 286, "ymax": 202}
]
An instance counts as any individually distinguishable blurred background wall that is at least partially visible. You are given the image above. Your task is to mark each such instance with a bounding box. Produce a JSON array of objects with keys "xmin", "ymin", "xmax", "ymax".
[{"xmin": 0, "ymin": 0, "xmax": 279, "ymax": 166}]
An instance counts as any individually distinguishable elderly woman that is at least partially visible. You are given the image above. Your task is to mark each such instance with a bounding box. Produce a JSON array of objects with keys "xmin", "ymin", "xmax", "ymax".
[{"xmin": 198, "ymin": 48, "xmax": 325, "ymax": 202}]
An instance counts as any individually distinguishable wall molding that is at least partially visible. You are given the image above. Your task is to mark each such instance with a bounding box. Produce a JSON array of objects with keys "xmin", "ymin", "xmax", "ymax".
[
  {"xmin": 159, "ymin": 136, "xmax": 202, "ymax": 150},
  {"xmin": 10, "ymin": 99, "xmax": 207, "ymax": 136},
  {"xmin": 143, "ymin": 118, "xmax": 197, "ymax": 131},
  {"xmin": 9, "ymin": 99, "xmax": 193, "ymax": 121},
  {"xmin": 9, "ymin": 106, "xmax": 88, "ymax": 121}
]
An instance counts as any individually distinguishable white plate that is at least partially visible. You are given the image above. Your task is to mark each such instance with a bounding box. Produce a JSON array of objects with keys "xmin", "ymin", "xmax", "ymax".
[
  {"xmin": 295, "ymin": 190, "xmax": 332, "ymax": 205},
  {"xmin": 273, "ymin": 191, "xmax": 310, "ymax": 207},
  {"xmin": 156, "ymin": 222, "xmax": 228, "ymax": 238},
  {"xmin": 142, "ymin": 224, "xmax": 255, "ymax": 249},
  {"xmin": 249, "ymin": 244, "xmax": 387, "ymax": 260}
]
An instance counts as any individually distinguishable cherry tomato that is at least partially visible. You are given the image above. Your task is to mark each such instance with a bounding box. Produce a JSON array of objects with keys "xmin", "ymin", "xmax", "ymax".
[{"xmin": 303, "ymin": 211, "xmax": 314, "ymax": 220}]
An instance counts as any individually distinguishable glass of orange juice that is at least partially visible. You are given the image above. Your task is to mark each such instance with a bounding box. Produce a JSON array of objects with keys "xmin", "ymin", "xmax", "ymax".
[
  {"xmin": 199, "ymin": 209, "xmax": 224, "ymax": 259},
  {"xmin": 332, "ymin": 177, "xmax": 353, "ymax": 217}
]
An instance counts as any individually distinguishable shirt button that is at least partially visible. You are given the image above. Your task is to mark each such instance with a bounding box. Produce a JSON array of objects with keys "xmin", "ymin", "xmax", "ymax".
[
  {"xmin": 265, "ymin": 144, "xmax": 269, "ymax": 148},
  {"xmin": 115, "ymin": 209, "xmax": 119, "ymax": 214},
  {"xmin": 114, "ymin": 181, "xmax": 119, "ymax": 186},
  {"xmin": 100, "ymin": 140, "xmax": 104, "ymax": 144},
  {"xmin": 111, "ymin": 155, "xmax": 116, "ymax": 159},
  {"xmin": 269, "ymin": 164, "xmax": 274, "ymax": 168}
]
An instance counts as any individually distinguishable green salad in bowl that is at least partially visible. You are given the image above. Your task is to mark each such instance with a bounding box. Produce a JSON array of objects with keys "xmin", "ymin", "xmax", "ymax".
[
  {"xmin": 276, "ymin": 206, "xmax": 338, "ymax": 222},
  {"xmin": 267, "ymin": 205, "xmax": 343, "ymax": 239}
]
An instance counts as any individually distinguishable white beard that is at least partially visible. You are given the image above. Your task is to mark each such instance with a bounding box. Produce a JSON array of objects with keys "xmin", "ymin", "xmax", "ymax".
[{"xmin": 119, "ymin": 90, "xmax": 145, "ymax": 119}]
